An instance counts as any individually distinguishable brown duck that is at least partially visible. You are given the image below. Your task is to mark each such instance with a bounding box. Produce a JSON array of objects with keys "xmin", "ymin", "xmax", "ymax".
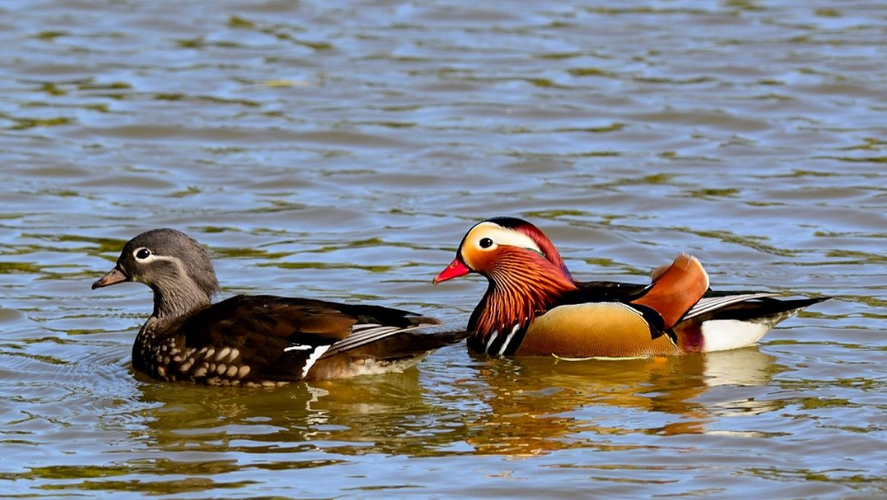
[
  {"xmin": 433, "ymin": 217, "xmax": 827, "ymax": 358},
  {"xmin": 93, "ymin": 229, "xmax": 466, "ymax": 386}
]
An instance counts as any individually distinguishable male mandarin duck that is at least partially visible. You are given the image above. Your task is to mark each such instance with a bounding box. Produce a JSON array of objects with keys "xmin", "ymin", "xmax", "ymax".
[
  {"xmin": 433, "ymin": 217, "xmax": 827, "ymax": 358},
  {"xmin": 93, "ymin": 229, "xmax": 467, "ymax": 386}
]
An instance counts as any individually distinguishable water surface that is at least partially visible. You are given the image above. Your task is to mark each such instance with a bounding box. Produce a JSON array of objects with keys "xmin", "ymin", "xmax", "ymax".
[{"xmin": 1, "ymin": 0, "xmax": 886, "ymax": 498}]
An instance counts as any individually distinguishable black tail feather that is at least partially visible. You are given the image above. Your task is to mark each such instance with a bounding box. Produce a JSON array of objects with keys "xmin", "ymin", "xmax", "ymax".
[
  {"xmin": 353, "ymin": 329, "xmax": 471, "ymax": 360},
  {"xmin": 704, "ymin": 296, "xmax": 829, "ymax": 323}
]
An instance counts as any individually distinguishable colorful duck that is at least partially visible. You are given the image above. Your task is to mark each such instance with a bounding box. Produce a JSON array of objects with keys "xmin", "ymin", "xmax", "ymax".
[{"xmin": 434, "ymin": 217, "xmax": 827, "ymax": 358}]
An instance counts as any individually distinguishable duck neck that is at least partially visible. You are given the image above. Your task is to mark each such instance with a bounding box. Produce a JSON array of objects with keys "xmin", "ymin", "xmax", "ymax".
[
  {"xmin": 151, "ymin": 278, "xmax": 212, "ymax": 321},
  {"xmin": 134, "ymin": 278, "xmax": 212, "ymax": 364},
  {"xmin": 469, "ymin": 252, "xmax": 577, "ymax": 341},
  {"xmin": 138, "ymin": 277, "xmax": 212, "ymax": 341}
]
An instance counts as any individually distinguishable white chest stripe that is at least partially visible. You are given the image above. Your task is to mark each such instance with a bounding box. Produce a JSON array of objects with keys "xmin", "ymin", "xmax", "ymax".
[
  {"xmin": 484, "ymin": 331, "xmax": 499, "ymax": 353},
  {"xmin": 498, "ymin": 324, "xmax": 521, "ymax": 356}
]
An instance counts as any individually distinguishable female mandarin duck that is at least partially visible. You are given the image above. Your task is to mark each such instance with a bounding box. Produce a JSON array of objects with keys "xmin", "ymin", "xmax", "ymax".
[
  {"xmin": 433, "ymin": 217, "xmax": 827, "ymax": 358},
  {"xmin": 93, "ymin": 229, "xmax": 466, "ymax": 386}
]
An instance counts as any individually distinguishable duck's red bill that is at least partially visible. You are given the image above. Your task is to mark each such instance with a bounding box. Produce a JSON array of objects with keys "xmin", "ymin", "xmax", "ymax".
[
  {"xmin": 433, "ymin": 258, "xmax": 471, "ymax": 284},
  {"xmin": 92, "ymin": 267, "xmax": 128, "ymax": 289}
]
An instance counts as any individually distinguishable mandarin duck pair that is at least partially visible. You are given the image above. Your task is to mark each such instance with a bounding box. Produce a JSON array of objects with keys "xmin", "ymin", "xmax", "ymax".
[{"xmin": 93, "ymin": 218, "xmax": 827, "ymax": 386}]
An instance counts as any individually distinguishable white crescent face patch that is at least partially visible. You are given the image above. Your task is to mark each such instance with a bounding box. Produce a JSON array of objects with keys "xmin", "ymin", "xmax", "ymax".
[{"xmin": 461, "ymin": 222, "xmax": 543, "ymax": 269}]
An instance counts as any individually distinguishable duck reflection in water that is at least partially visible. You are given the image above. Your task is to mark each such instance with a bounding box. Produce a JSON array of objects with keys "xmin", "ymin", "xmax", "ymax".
[
  {"xmin": 131, "ymin": 365, "xmax": 469, "ymax": 457},
  {"xmin": 455, "ymin": 347, "xmax": 783, "ymax": 457},
  {"xmin": 129, "ymin": 345, "xmax": 781, "ymax": 460}
]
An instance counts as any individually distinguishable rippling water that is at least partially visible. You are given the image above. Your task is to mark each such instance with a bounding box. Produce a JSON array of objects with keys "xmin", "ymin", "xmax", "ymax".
[{"xmin": 2, "ymin": 0, "xmax": 886, "ymax": 498}]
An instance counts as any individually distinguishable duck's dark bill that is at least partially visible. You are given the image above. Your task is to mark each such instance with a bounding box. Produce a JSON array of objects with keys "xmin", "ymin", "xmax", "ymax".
[{"xmin": 92, "ymin": 267, "xmax": 129, "ymax": 289}]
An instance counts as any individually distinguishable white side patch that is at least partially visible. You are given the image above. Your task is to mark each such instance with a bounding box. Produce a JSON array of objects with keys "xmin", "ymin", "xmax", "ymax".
[
  {"xmin": 301, "ymin": 345, "xmax": 331, "ymax": 378},
  {"xmin": 701, "ymin": 319, "xmax": 770, "ymax": 352},
  {"xmin": 284, "ymin": 344, "xmax": 313, "ymax": 352}
]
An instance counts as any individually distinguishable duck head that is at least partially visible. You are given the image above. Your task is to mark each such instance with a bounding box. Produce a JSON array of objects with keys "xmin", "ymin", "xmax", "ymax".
[
  {"xmin": 92, "ymin": 228, "xmax": 220, "ymax": 319},
  {"xmin": 434, "ymin": 217, "xmax": 573, "ymax": 284},
  {"xmin": 433, "ymin": 217, "xmax": 577, "ymax": 336}
]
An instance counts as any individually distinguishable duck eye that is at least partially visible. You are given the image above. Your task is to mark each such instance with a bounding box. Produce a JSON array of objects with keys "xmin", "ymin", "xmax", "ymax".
[
  {"xmin": 479, "ymin": 237, "xmax": 494, "ymax": 249},
  {"xmin": 135, "ymin": 248, "xmax": 151, "ymax": 260}
]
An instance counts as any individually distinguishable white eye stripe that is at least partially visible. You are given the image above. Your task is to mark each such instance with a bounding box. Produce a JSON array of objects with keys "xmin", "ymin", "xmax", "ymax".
[
  {"xmin": 144, "ymin": 255, "xmax": 180, "ymax": 265},
  {"xmin": 132, "ymin": 247, "xmax": 179, "ymax": 265},
  {"xmin": 470, "ymin": 222, "xmax": 542, "ymax": 252}
]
